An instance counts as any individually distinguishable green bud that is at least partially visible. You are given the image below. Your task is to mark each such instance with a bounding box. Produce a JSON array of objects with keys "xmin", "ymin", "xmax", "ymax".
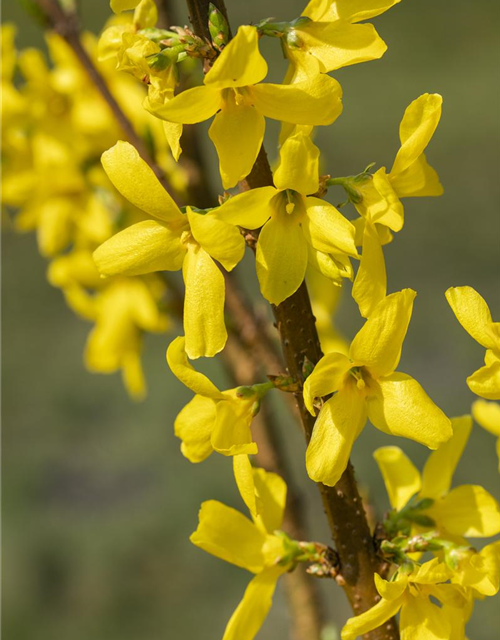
[
  {"xmin": 412, "ymin": 497, "xmax": 435, "ymax": 511},
  {"xmin": 407, "ymin": 514, "xmax": 436, "ymax": 527},
  {"xmin": 208, "ymin": 3, "xmax": 230, "ymax": 51}
]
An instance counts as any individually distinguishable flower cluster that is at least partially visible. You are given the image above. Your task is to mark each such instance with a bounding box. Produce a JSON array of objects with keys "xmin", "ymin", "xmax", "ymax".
[{"xmin": 6, "ymin": 1, "xmax": 499, "ymax": 639}]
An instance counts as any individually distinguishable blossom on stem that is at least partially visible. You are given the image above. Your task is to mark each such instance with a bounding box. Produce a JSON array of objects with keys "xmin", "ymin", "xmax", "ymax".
[
  {"xmin": 446, "ymin": 286, "xmax": 500, "ymax": 400},
  {"xmin": 147, "ymin": 25, "xmax": 343, "ymax": 188},
  {"xmin": 303, "ymin": 289, "xmax": 452, "ymax": 486},
  {"xmin": 217, "ymin": 130, "xmax": 357, "ymax": 304},
  {"xmin": 93, "ymin": 141, "xmax": 245, "ymax": 358}
]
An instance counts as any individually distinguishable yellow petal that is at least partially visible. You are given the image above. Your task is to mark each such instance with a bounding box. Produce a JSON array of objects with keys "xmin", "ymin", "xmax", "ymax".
[
  {"xmin": 390, "ymin": 154, "xmax": 443, "ymax": 198},
  {"xmin": 368, "ymin": 373, "xmax": 452, "ymax": 449},
  {"xmin": 391, "ymin": 93, "xmax": 443, "ymax": 177},
  {"xmin": 208, "ymin": 96, "xmax": 265, "ymax": 189},
  {"xmin": 122, "ymin": 351, "xmax": 146, "ymax": 401},
  {"xmin": 256, "ymin": 211, "xmax": 308, "ymax": 305},
  {"xmin": 234, "ymin": 455, "xmax": 262, "ymax": 519},
  {"xmin": 298, "ymin": 20, "xmax": 387, "ymax": 73},
  {"xmin": 273, "ymin": 131, "xmax": 319, "ymax": 195},
  {"xmin": 163, "ymin": 121, "xmax": 183, "ymax": 161},
  {"xmin": 421, "ymin": 415, "xmax": 472, "ymax": 499},
  {"xmin": 145, "ymin": 84, "xmax": 221, "ymax": 124},
  {"xmin": 252, "ymin": 468, "xmax": 287, "ymax": 533},
  {"xmin": 211, "ymin": 396, "xmax": 258, "ymax": 457},
  {"xmin": 110, "ymin": 0, "xmax": 139, "ymax": 13},
  {"xmin": 190, "ymin": 500, "xmax": 266, "ymax": 573},
  {"xmin": 467, "ymin": 359, "xmax": 500, "ymax": 400},
  {"xmin": 37, "ymin": 198, "xmax": 73, "ymax": 257},
  {"xmin": 430, "ymin": 485, "xmax": 500, "ymax": 537},
  {"xmin": 445, "ymin": 286, "xmax": 499, "ymax": 350},
  {"xmin": 374, "ymin": 573, "xmax": 409, "ymax": 600},
  {"xmin": 183, "ymin": 243, "xmax": 228, "ymax": 359},
  {"xmin": 93, "ymin": 221, "xmax": 186, "ymax": 277},
  {"xmin": 217, "ymin": 186, "xmax": 277, "ymax": 229},
  {"xmin": 187, "ymin": 207, "xmax": 245, "ymax": 271},
  {"xmin": 361, "ymin": 167, "xmax": 404, "ymax": 231},
  {"xmin": 166, "ymin": 336, "xmax": 223, "ymax": 398},
  {"xmin": 306, "ymin": 379, "xmax": 367, "ymax": 486},
  {"xmin": 307, "ymin": 246, "xmax": 353, "ymax": 284},
  {"xmin": 205, "ymin": 25, "xmax": 267, "ymax": 89},
  {"xmin": 250, "ymin": 74, "xmax": 342, "ymax": 126},
  {"xmin": 303, "ymin": 197, "xmax": 358, "ymax": 257},
  {"xmin": 322, "ymin": 0, "xmax": 402, "ymax": 23},
  {"xmin": 101, "ymin": 141, "xmax": 182, "ymax": 222},
  {"xmin": 341, "ymin": 595, "xmax": 404, "ymax": 640},
  {"xmin": 303, "ymin": 352, "xmax": 351, "ymax": 415},
  {"xmin": 222, "ymin": 566, "xmax": 285, "ymax": 640},
  {"xmin": 352, "ymin": 220, "xmax": 387, "ymax": 319},
  {"xmin": 472, "ymin": 399, "xmax": 500, "ymax": 437},
  {"xmin": 373, "ymin": 446, "xmax": 421, "ymax": 511},
  {"xmin": 349, "ymin": 289, "xmax": 416, "ymax": 377},
  {"xmin": 410, "ymin": 557, "xmax": 451, "ymax": 584},
  {"xmin": 399, "ymin": 594, "xmax": 451, "ymax": 640},
  {"xmin": 175, "ymin": 394, "xmax": 216, "ymax": 463}
]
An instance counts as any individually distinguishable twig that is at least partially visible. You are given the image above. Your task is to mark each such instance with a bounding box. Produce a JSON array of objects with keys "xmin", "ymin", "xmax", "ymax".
[
  {"xmin": 185, "ymin": 1, "xmax": 400, "ymax": 638},
  {"xmin": 31, "ymin": 0, "xmax": 177, "ymax": 197}
]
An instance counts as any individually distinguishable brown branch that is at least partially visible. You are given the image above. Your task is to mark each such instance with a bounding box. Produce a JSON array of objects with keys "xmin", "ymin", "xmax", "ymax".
[
  {"xmin": 31, "ymin": 0, "xmax": 177, "ymax": 198},
  {"xmin": 186, "ymin": 1, "xmax": 399, "ymax": 638}
]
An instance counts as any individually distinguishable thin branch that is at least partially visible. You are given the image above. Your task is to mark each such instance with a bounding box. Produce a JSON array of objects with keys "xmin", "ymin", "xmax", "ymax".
[
  {"xmin": 186, "ymin": 1, "xmax": 400, "ymax": 638},
  {"xmin": 31, "ymin": 0, "xmax": 177, "ymax": 198}
]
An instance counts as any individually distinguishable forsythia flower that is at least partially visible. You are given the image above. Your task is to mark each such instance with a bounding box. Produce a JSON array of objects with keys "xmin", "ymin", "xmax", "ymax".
[
  {"xmin": 374, "ymin": 415, "xmax": 500, "ymax": 538},
  {"xmin": 446, "ymin": 286, "xmax": 500, "ymax": 400},
  {"xmin": 93, "ymin": 141, "xmax": 245, "ymax": 358},
  {"xmin": 352, "ymin": 93, "xmax": 443, "ymax": 317},
  {"xmin": 341, "ymin": 558, "xmax": 467, "ymax": 640},
  {"xmin": 166, "ymin": 336, "xmax": 260, "ymax": 462},
  {"xmin": 190, "ymin": 467, "xmax": 290, "ymax": 640},
  {"xmin": 472, "ymin": 399, "xmax": 500, "ymax": 472},
  {"xmin": 283, "ymin": 0, "xmax": 401, "ymax": 82},
  {"xmin": 303, "ymin": 289, "xmax": 452, "ymax": 486},
  {"xmin": 217, "ymin": 130, "xmax": 357, "ymax": 304},
  {"xmin": 147, "ymin": 25, "xmax": 343, "ymax": 189}
]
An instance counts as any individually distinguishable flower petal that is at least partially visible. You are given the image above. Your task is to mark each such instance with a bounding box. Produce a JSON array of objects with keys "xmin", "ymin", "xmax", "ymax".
[
  {"xmin": 166, "ymin": 335, "xmax": 223, "ymax": 398},
  {"xmin": 208, "ymin": 97, "xmax": 265, "ymax": 189},
  {"xmin": 101, "ymin": 141, "xmax": 182, "ymax": 222},
  {"xmin": 145, "ymin": 84, "xmax": 221, "ymax": 124},
  {"xmin": 341, "ymin": 595, "xmax": 404, "ymax": 640},
  {"xmin": 445, "ymin": 286, "xmax": 499, "ymax": 351},
  {"xmin": 390, "ymin": 154, "xmax": 443, "ymax": 198},
  {"xmin": 190, "ymin": 500, "xmax": 266, "ymax": 573},
  {"xmin": 251, "ymin": 468, "xmax": 287, "ymax": 533},
  {"xmin": 211, "ymin": 396, "xmax": 258, "ymax": 457},
  {"xmin": 187, "ymin": 207, "xmax": 245, "ymax": 271},
  {"xmin": 374, "ymin": 573, "xmax": 409, "ymax": 600},
  {"xmin": 234, "ymin": 455, "xmax": 262, "ymax": 519},
  {"xmin": 430, "ymin": 485, "xmax": 500, "ymax": 537},
  {"xmin": 174, "ymin": 394, "xmax": 216, "ymax": 463},
  {"xmin": 182, "ymin": 244, "xmax": 228, "ymax": 358},
  {"xmin": 303, "ymin": 352, "xmax": 352, "ymax": 415},
  {"xmin": 93, "ymin": 220, "xmax": 186, "ymax": 277},
  {"xmin": 306, "ymin": 380, "xmax": 367, "ymax": 486},
  {"xmin": 303, "ymin": 197, "xmax": 358, "ymax": 256},
  {"xmin": 367, "ymin": 373, "xmax": 452, "ymax": 449},
  {"xmin": 323, "ymin": 0, "xmax": 402, "ymax": 23},
  {"xmin": 421, "ymin": 415, "xmax": 472, "ymax": 499},
  {"xmin": 467, "ymin": 359, "xmax": 500, "ymax": 400},
  {"xmin": 256, "ymin": 210, "xmax": 308, "ymax": 305},
  {"xmin": 273, "ymin": 131, "xmax": 319, "ymax": 195},
  {"xmin": 352, "ymin": 220, "xmax": 387, "ymax": 319},
  {"xmin": 373, "ymin": 446, "xmax": 421, "ymax": 511},
  {"xmin": 349, "ymin": 289, "xmax": 416, "ymax": 377},
  {"xmin": 217, "ymin": 186, "xmax": 277, "ymax": 229},
  {"xmin": 250, "ymin": 74, "xmax": 342, "ymax": 126},
  {"xmin": 472, "ymin": 399, "xmax": 500, "ymax": 437},
  {"xmin": 391, "ymin": 93, "xmax": 443, "ymax": 177},
  {"xmin": 205, "ymin": 25, "xmax": 268, "ymax": 89},
  {"xmin": 222, "ymin": 566, "xmax": 285, "ymax": 640},
  {"xmin": 400, "ymin": 594, "xmax": 451, "ymax": 640}
]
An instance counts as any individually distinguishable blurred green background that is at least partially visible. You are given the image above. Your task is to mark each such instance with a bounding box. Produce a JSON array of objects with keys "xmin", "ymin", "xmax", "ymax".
[{"xmin": 2, "ymin": 0, "xmax": 500, "ymax": 638}]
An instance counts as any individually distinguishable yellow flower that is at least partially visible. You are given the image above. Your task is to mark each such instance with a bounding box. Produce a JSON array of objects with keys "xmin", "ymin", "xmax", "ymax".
[
  {"xmin": 217, "ymin": 130, "xmax": 357, "ymax": 304},
  {"xmin": 446, "ymin": 286, "xmax": 500, "ymax": 400},
  {"xmin": 341, "ymin": 558, "xmax": 467, "ymax": 640},
  {"xmin": 472, "ymin": 399, "xmax": 500, "ymax": 471},
  {"xmin": 352, "ymin": 93, "xmax": 443, "ymax": 317},
  {"xmin": 166, "ymin": 336, "xmax": 262, "ymax": 462},
  {"xmin": 147, "ymin": 25, "xmax": 343, "ymax": 188},
  {"xmin": 374, "ymin": 415, "xmax": 500, "ymax": 538},
  {"xmin": 85, "ymin": 276, "xmax": 169, "ymax": 400},
  {"xmin": 303, "ymin": 289, "xmax": 452, "ymax": 486},
  {"xmin": 93, "ymin": 141, "xmax": 245, "ymax": 358},
  {"xmin": 190, "ymin": 467, "xmax": 289, "ymax": 640},
  {"xmin": 451, "ymin": 540, "xmax": 500, "ymax": 598}
]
